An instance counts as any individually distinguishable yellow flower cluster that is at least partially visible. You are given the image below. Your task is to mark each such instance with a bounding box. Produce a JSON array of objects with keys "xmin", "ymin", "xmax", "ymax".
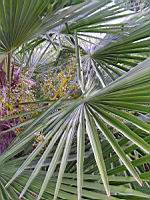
[
  {"xmin": 42, "ymin": 63, "xmax": 78, "ymax": 100},
  {"xmin": 0, "ymin": 74, "xmax": 36, "ymax": 124}
]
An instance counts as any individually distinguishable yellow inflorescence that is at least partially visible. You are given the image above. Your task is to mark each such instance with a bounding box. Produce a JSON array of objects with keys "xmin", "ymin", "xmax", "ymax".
[
  {"xmin": 42, "ymin": 63, "xmax": 78, "ymax": 100},
  {"xmin": 0, "ymin": 74, "xmax": 36, "ymax": 135}
]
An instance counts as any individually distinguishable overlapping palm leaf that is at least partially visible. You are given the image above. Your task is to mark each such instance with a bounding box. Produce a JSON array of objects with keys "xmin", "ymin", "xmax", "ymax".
[
  {"xmin": 91, "ymin": 9, "xmax": 150, "ymax": 76},
  {"xmin": 0, "ymin": 57, "xmax": 149, "ymax": 199},
  {"xmin": 0, "ymin": 0, "xmax": 89, "ymax": 54}
]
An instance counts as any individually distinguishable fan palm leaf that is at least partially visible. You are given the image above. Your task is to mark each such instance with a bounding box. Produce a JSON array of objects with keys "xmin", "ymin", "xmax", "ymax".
[{"xmin": 0, "ymin": 1, "xmax": 150, "ymax": 199}]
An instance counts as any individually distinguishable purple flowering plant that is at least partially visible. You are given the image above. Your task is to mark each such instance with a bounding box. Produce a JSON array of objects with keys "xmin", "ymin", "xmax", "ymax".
[{"xmin": 0, "ymin": 63, "xmax": 35, "ymax": 154}]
